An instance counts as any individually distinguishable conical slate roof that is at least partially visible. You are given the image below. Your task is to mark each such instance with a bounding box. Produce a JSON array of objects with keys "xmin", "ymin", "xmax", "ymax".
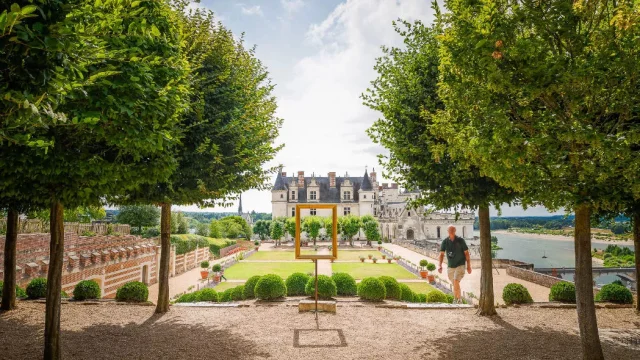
[
  {"xmin": 360, "ymin": 169, "xmax": 373, "ymax": 191},
  {"xmin": 272, "ymin": 168, "xmax": 287, "ymax": 191}
]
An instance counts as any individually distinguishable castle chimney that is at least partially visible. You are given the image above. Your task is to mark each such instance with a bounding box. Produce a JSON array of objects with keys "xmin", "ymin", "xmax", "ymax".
[
  {"xmin": 382, "ymin": 183, "xmax": 389, "ymax": 189},
  {"xmin": 282, "ymin": 171, "xmax": 287, "ymax": 177},
  {"xmin": 298, "ymin": 171, "xmax": 305, "ymax": 187},
  {"xmin": 328, "ymin": 172, "xmax": 336, "ymax": 187}
]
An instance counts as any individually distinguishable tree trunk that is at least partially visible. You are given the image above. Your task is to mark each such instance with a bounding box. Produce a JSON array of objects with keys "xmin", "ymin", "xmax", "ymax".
[
  {"xmin": 477, "ymin": 205, "xmax": 496, "ymax": 316},
  {"xmin": 574, "ymin": 204, "xmax": 603, "ymax": 360},
  {"xmin": 156, "ymin": 203, "xmax": 171, "ymax": 314},
  {"xmin": 1, "ymin": 209, "xmax": 19, "ymax": 311},
  {"xmin": 633, "ymin": 212, "xmax": 640, "ymax": 313},
  {"xmin": 44, "ymin": 201, "xmax": 64, "ymax": 360}
]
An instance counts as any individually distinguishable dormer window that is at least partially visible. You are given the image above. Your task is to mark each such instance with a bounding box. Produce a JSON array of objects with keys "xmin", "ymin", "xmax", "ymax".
[
  {"xmin": 310, "ymin": 190, "xmax": 317, "ymax": 200},
  {"xmin": 343, "ymin": 191, "xmax": 351, "ymax": 200},
  {"xmin": 291, "ymin": 191, "xmax": 296, "ymax": 200}
]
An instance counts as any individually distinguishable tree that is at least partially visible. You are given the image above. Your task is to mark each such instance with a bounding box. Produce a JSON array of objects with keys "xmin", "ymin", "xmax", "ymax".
[
  {"xmin": 361, "ymin": 215, "xmax": 380, "ymax": 246},
  {"xmin": 253, "ymin": 220, "xmax": 272, "ymax": 240},
  {"xmin": 363, "ymin": 11, "xmax": 517, "ymax": 316},
  {"xmin": 219, "ymin": 216, "xmax": 252, "ymax": 239},
  {"xmin": 270, "ymin": 219, "xmax": 285, "ymax": 247},
  {"xmin": 115, "ymin": 205, "xmax": 160, "ymax": 234},
  {"xmin": 339, "ymin": 215, "xmax": 361, "ymax": 246},
  {"xmin": 434, "ymin": 1, "xmax": 640, "ymax": 357},
  {"xmin": 195, "ymin": 222, "xmax": 209, "ymax": 236},
  {"xmin": 209, "ymin": 219, "xmax": 222, "ymax": 238},
  {"xmin": 302, "ymin": 216, "xmax": 322, "ymax": 246},
  {"xmin": 284, "ymin": 217, "xmax": 297, "ymax": 243},
  {"xmin": 171, "ymin": 212, "xmax": 189, "ymax": 234}
]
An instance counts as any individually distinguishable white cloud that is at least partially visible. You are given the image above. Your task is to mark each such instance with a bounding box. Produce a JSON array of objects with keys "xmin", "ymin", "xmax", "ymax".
[
  {"xmin": 241, "ymin": 5, "xmax": 263, "ymax": 16},
  {"xmin": 281, "ymin": 0, "xmax": 304, "ymax": 14}
]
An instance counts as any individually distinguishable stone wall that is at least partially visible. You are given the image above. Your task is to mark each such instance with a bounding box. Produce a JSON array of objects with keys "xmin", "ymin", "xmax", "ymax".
[
  {"xmin": 506, "ymin": 265, "xmax": 568, "ymax": 288},
  {"xmin": 171, "ymin": 246, "xmax": 209, "ymax": 276},
  {"xmin": 219, "ymin": 244, "xmax": 240, "ymax": 257},
  {"xmin": 0, "ymin": 218, "xmax": 130, "ymax": 235}
]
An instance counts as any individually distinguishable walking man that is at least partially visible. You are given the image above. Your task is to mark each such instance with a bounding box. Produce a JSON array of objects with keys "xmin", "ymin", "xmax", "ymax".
[{"xmin": 438, "ymin": 225, "xmax": 471, "ymax": 303}]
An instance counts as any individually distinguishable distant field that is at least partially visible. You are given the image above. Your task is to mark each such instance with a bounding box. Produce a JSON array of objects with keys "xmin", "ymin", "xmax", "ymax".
[
  {"xmin": 224, "ymin": 262, "xmax": 315, "ymax": 280},
  {"xmin": 332, "ymin": 263, "xmax": 417, "ymax": 280}
]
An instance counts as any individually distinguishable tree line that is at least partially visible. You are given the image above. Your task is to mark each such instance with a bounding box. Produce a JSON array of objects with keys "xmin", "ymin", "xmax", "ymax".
[
  {"xmin": 363, "ymin": 2, "xmax": 639, "ymax": 359},
  {"xmin": 0, "ymin": 2, "xmax": 281, "ymax": 359}
]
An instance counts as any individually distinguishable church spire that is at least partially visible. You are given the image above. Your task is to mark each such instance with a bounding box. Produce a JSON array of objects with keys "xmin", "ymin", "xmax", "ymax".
[{"xmin": 238, "ymin": 194, "xmax": 243, "ymax": 214}]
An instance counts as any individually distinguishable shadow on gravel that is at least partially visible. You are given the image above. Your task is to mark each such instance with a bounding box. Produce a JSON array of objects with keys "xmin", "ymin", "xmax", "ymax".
[{"xmin": 416, "ymin": 315, "xmax": 640, "ymax": 360}]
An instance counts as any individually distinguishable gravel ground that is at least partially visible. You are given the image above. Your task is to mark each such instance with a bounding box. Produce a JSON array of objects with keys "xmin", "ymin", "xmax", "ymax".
[{"xmin": 1, "ymin": 302, "xmax": 639, "ymax": 360}]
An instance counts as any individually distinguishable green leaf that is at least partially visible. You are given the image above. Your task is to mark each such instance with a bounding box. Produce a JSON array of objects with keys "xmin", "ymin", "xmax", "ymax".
[
  {"xmin": 20, "ymin": 5, "xmax": 37, "ymax": 15},
  {"xmin": 150, "ymin": 24, "xmax": 160, "ymax": 37},
  {"xmin": 131, "ymin": 1, "xmax": 140, "ymax": 7},
  {"xmin": 475, "ymin": 39, "xmax": 487, "ymax": 49},
  {"xmin": 10, "ymin": 4, "xmax": 19, "ymax": 13}
]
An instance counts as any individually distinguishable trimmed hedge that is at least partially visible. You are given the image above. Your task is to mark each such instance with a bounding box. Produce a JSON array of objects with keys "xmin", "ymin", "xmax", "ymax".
[
  {"xmin": 231, "ymin": 285, "xmax": 245, "ymax": 301},
  {"xmin": 176, "ymin": 292, "xmax": 198, "ymax": 303},
  {"xmin": 445, "ymin": 294, "xmax": 454, "ymax": 304},
  {"xmin": 425, "ymin": 290, "xmax": 448, "ymax": 303},
  {"xmin": 73, "ymin": 280, "xmax": 101, "ymax": 301},
  {"xmin": 378, "ymin": 276, "xmax": 401, "ymax": 300},
  {"xmin": 220, "ymin": 288, "xmax": 234, "ymax": 302},
  {"xmin": 357, "ymin": 277, "xmax": 386, "ymax": 301},
  {"xmin": 254, "ymin": 274, "xmax": 287, "ymax": 300},
  {"xmin": 399, "ymin": 283, "xmax": 415, "ymax": 302},
  {"xmin": 198, "ymin": 288, "xmax": 218, "ymax": 302},
  {"xmin": 332, "ymin": 273, "xmax": 357, "ymax": 296},
  {"xmin": 549, "ymin": 282, "xmax": 576, "ymax": 303},
  {"xmin": 207, "ymin": 238, "xmax": 237, "ymax": 257},
  {"xmin": 305, "ymin": 275, "xmax": 337, "ymax": 300},
  {"xmin": 286, "ymin": 273, "xmax": 310, "ymax": 296},
  {"xmin": 244, "ymin": 275, "xmax": 262, "ymax": 299},
  {"xmin": 116, "ymin": 281, "xmax": 149, "ymax": 302},
  {"xmin": 502, "ymin": 283, "xmax": 533, "ymax": 305},
  {"xmin": 416, "ymin": 293, "xmax": 427, "ymax": 302},
  {"xmin": 596, "ymin": 283, "xmax": 633, "ymax": 304},
  {"xmin": 0, "ymin": 281, "xmax": 27, "ymax": 299},
  {"xmin": 170, "ymin": 234, "xmax": 210, "ymax": 255},
  {"xmin": 26, "ymin": 278, "xmax": 47, "ymax": 299}
]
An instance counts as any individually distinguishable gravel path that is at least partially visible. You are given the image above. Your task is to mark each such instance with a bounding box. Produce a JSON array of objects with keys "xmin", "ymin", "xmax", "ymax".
[{"xmin": 1, "ymin": 302, "xmax": 639, "ymax": 359}]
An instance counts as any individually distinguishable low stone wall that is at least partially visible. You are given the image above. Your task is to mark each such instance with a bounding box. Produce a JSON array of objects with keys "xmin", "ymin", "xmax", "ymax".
[{"xmin": 506, "ymin": 265, "xmax": 568, "ymax": 288}]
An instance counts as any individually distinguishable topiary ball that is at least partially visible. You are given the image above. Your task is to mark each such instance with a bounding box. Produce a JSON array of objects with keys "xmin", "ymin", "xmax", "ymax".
[
  {"xmin": 502, "ymin": 283, "xmax": 533, "ymax": 305},
  {"xmin": 549, "ymin": 282, "xmax": 576, "ymax": 303},
  {"xmin": 399, "ymin": 283, "xmax": 415, "ymax": 302},
  {"xmin": 378, "ymin": 276, "xmax": 401, "ymax": 300},
  {"xmin": 254, "ymin": 274, "xmax": 287, "ymax": 300},
  {"xmin": 286, "ymin": 272, "xmax": 311, "ymax": 296},
  {"xmin": 305, "ymin": 275, "xmax": 337, "ymax": 300},
  {"xmin": 416, "ymin": 293, "xmax": 427, "ymax": 303},
  {"xmin": 231, "ymin": 285, "xmax": 245, "ymax": 301},
  {"xmin": 116, "ymin": 281, "xmax": 149, "ymax": 302},
  {"xmin": 445, "ymin": 294, "xmax": 454, "ymax": 304},
  {"xmin": 332, "ymin": 273, "xmax": 357, "ymax": 296},
  {"xmin": 198, "ymin": 288, "xmax": 218, "ymax": 302},
  {"xmin": 220, "ymin": 288, "xmax": 234, "ymax": 302},
  {"xmin": 243, "ymin": 275, "xmax": 262, "ymax": 299},
  {"xmin": 425, "ymin": 290, "xmax": 448, "ymax": 303},
  {"xmin": 73, "ymin": 280, "xmax": 101, "ymax": 301},
  {"xmin": 176, "ymin": 292, "xmax": 198, "ymax": 303},
  {"xmin": 26, "ymin": 278, "xmax": 47, "ymax": 299},
  {"xmin": 357, "ymin": 277, "xmax": 386, "ymax": 301},
  {"xmin": 596, "ymin": 283, "xmax": 633, "ymax": 304}
]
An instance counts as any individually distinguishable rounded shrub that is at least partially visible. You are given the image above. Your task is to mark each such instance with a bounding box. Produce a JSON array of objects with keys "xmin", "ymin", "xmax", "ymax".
[
  {"xmin": 427, "ymin": 263, "xmax": 436, "ymax": 272},
  {"xmin": 219, "ymin": 288, "xmax": 234, "ymax": 302},
  {"xmin": 502, "ymin": 283, "xmax": 533, "ymax": 305},
  {"xmin": 0, "ymin": 281, "xmax": 27, "ymax": 299},
  {"xmin": 596, "ymin": 283, "xmax": 633, "ymax": 304},
  {"xmin": 332, "ymin": 273, "xmax": 357, "ymax": 296},
  {"xmin": 73, "ymin": 280, "xmax": 101, "ymax": 301},
  {"xmin": 231, "ymin": 285, "xmax": 245, "ymax": 301},
  {"xmin": 254, "ymin": 274, "xmax": 287, "ymax": 300},
  {"xmin": 176, "ymin": 292, "xmax": 198, "ymax": 303},
  {"xmin": 212, "ymin": 264, "xmax": 222, "ymax": 272},
  {"xmin": 399, "ymin": 283, "xmax": 415, "ymax": 302},
  {"xmin": 286, "ymin": 272, "xmax": 311, "ymax": 296},
  {"xmin": 357, "ymin": 277, "xmax": 386, "ymax": 301},
  {"xmin": 419, "ymin": 259, "xmax": 429, "ymax": 268},
  {"xmin": 425, "ymin": 290, "xmax": 448, "ymax": 303},
  {"xmin": 416, "ymin": 293, "xmax": 427, "ymax": 302},
  {"xmin": 116, "ymin": 281, "xmax": 149, "ymax": 302},
  {"xmin": 198, "ymin": 288, "xmax": 218, "ymax": 302},
  {"xmin": 305, "ymin": 275, "xmax": 337, "ymax": 300},
  {"xmin": 549, "ymin": 282, "xmax": 576, "ymax": 303},
  {"xmin": 60, "ymin": 290, "xmax": 69, "ymax": 298},
  {"xmin": 378, "ymin": 276, "xmax": 401, "ymax": 300},
  {"xmin": 26, "ymin": 278, "xmax": 47, "ymax": 299},
  {"xmin": 445, "ymin": 293, "xmax": 454, "ymax": 304},
  {"xmin": 200, "ymin": 261, "xmax": 210, "ymax": 269},
  {"xmin": 243, "ymin": 275, "xmax": 262, "ymax": 299}
]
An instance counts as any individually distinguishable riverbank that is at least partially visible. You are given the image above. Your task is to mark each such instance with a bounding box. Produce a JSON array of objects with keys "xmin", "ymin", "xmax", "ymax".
[{"xmin": 493, "ymin": 230, "xmax": 635, "ymax": 246}]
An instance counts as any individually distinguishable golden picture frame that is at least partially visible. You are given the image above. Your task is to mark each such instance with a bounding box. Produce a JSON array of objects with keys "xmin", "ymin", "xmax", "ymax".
[{"xmin": 295, "ymin": 204, "xmax": 338, "ymax": 260}]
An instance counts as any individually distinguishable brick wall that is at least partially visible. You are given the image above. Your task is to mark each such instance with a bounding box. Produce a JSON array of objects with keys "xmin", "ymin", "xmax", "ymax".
[
  {"xmin": 220, "ymin": 244, "xmax": 240, "ymax": 257},
  {"xmin": 506, "ymin": 265, "xmax": 568, "ymax": 288},
  {"xmin": 172, "ymin": 247, "xmax": 209, "ymax": 276}
]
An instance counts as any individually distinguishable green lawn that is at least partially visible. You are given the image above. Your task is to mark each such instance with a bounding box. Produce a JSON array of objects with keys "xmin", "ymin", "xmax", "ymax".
[
  {"xmin": 224, "ymin": 261, "xmax": 315, "ymax": 280},
  {"xmin": 332, "ymin": 263, "xmax": 417, "ymax": 280},
  {"xmin": 400, "ymin": 281, "xmax": 436, "ymax": 294},
  {"xmin": 213, "ymin": 282, "xmax": 244, "ymax": 292},
  {"xmin": 245, "ymin": 251, "xmax": 308, "ymax": 261},
  {"xmin": 334, "ymin": 250, "xmax": 384, "ymax": 261}
]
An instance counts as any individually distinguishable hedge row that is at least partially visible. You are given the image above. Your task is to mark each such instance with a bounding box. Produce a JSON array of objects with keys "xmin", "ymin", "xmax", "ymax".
[{"xmin": 170, "ymin": 234, "xmax": 210, "ymax": 255}]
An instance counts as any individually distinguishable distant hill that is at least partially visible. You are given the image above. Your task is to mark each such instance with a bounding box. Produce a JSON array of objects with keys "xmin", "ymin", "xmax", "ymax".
[{"xmin": 473, "ymin": 215, "xmax": 629, "ymax": 230}]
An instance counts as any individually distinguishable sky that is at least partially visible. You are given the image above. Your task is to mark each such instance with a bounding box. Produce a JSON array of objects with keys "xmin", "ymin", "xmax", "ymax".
[{"xmin": 175, "ymin": 0, "xmax": 565, "ymax": 217}]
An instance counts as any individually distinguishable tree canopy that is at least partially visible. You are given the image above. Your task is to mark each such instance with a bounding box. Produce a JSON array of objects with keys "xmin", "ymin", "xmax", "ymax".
[{"xmin": 115, "ymin": 205, "xmax": 160, "ymax": 233}]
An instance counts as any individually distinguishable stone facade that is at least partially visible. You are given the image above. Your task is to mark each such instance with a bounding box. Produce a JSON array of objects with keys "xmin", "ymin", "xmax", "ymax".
[{"xmin": 271, "ymin": 168, "xmax": 474, "ymax": 240}]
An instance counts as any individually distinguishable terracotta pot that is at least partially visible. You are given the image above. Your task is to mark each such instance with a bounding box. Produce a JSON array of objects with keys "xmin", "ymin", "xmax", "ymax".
[
  {"xmin": 387, "ymin": 259, "xmax": 392, "ymax": 263},
  {"xmin": 419, "ymin": 270, "xmax": 428, "ymax": 279},
  {"xmin": 427, "ymin": 274, "xmax": 435, "ymax": 283},
  {"xmin": 368, "ymin": 255, "xmax": 372, "ymax": 259},
  {"xmin": 360, "ymin": 259, "xmax": 365, "ymax": 263},
  {"xmin": 200, "ymin": 270, "xmax": 209, "ymax": 280},
  {"xmin": 255, "ymin": 247, "xmax": 259, "ymax": 251},
  {"xmin": 382, "ymin": 255, "xmax": 386, "ymax": 259},
  {"xmin": 378, "ymin": 246, "xmax": 381, "ymax": 251},
  {"xmin": 213, "ymin": 274, "xmax": 221, "ymax": 282},
  {"xmin": 373, "ymin": 259, "xmax": 377, "ymax": 263}
]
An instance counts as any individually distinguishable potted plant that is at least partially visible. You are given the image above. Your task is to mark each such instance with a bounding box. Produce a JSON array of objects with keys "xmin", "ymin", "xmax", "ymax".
[
  {"xmin": 419, "ymin": 259, "xmax": 429, "ymax": 279},
  {"xmin": 254, "ymin": 240, "xmax": 260, "ymax": 251},
  {"xmin": 212, "ymin": 264, "xmax": 222, "ymax": 282},
  {"xmin": 381, "ymin": 254, "xmax": 386, "ymax": 260},
  {"xmin": 368, "ymin": 254, "xmax": 373, "ymax": 259},
  {"xmin": 387, "ymin": 257, "xmax": 392, "ymax": 263},
  {"xmin": 200, "ymin": 261, "xmax": 210, "ymax": 279},
  {"xmin": 359, "ymin": 256, "xmax": 365, "ymax": 263},
  {"xmin": 427, "ymin": 262, "xmax": 437, "ymax": 283},
  {"xmin": 372, "ymin": 257, "xmax": 378, "ymax": 264},
  {"xmin": 377, "ymin": 240, "xmax": 382, "ymax": 250}
]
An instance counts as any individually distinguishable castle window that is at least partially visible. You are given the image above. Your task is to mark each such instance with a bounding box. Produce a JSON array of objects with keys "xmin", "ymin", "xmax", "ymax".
[
  {"xmin": 310, "ymin": 191, "xmax": 317, "ymax": 200},
  {"xmin": 343, "ymin": 191, "xmax": 351, "ymax": 200},
  {"xmin": 310, "ymin": 208, "xmax": 317, "ymax": 216},
  {"xmin": 344, "ymin": 207, "xmax": 351, "ymax": 215},
  {"xmin": 408, "ymin": 212, "xmax": 411, "ymax": 217},
  {"xmin": 280, "ymin": 194, "xmax": 283, "ymax": 199},
  {"xmin": 292, "ymin": 207, "xmax": 295, "ymax": 217},
  {"xmin": 291, "ymin": 191, "xmax": 296, "ymax": 200},
  {"xmin": 363, "ymin": 195, "xmax": 366, "ymax": 199}
]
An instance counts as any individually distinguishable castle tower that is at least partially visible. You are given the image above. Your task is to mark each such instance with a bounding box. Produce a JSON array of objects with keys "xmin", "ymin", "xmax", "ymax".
[{"xmin": 359, "ymin": 168, "xmax": 375, "ymax": 216}]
